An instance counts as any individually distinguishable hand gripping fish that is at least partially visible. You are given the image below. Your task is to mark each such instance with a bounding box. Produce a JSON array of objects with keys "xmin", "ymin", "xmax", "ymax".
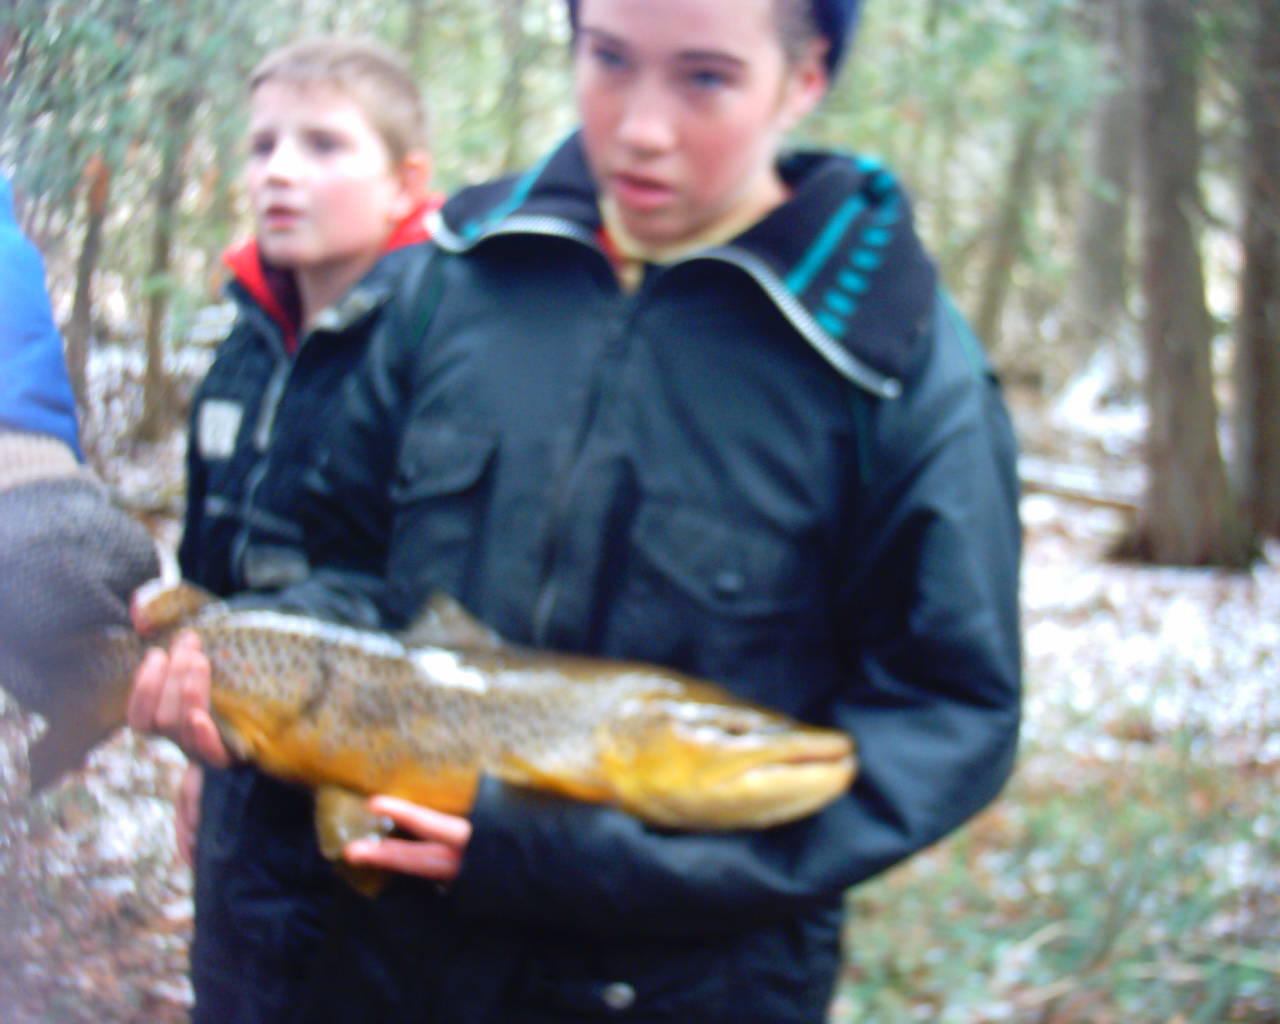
[{"xmin": 17, "ymin": 579, "xmax": 856, "ymax": 870}]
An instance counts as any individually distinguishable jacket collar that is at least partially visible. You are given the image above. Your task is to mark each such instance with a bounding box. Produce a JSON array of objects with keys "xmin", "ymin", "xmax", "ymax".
[
  {"xmin": 223, "ymin": 194, "xmax": 442, "ymax": 353},
  {"xmin": 437, "ymin": 134, "xmax": 935, "ymax": 391}
]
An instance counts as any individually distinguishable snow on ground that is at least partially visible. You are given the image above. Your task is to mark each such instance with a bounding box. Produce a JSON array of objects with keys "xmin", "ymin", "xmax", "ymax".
[{"xmin": 1022, "ymin": 494, "xmax": 1280, "ymax": 769}]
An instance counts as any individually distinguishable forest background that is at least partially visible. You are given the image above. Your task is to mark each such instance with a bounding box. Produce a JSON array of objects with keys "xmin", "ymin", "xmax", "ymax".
[{"xmin": 0, "ymin": 0, "xmax": 1277, "ymax": 1021}]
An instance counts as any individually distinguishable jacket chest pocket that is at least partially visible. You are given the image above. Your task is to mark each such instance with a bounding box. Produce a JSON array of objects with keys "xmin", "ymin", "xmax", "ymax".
[
  {"xmin": 608, "ymin": 501, "xmax": 831, "ymax": 712},
  {"xmin": 511, "ymin": 933, "xmax": 731, "ymax": 1021},
  {"xmin": 386, "ymin": 420, "xmax": 497, "ymax": 610},
  {"xmin": 631, "ymin": 502, "xmax": 814, "ymax": 616}
]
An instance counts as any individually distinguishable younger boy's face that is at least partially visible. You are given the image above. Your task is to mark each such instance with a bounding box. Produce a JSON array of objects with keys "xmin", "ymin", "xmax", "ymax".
[{"xmin": 245, "ymin": 80, "xmax": 413, "ymax": 273}]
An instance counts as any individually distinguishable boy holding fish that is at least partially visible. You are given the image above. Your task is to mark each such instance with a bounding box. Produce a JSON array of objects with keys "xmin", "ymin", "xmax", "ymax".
[
  {"xmin": 129, "ymin": 35, "xmax": 440, "ymax": 1022},
  {"xmin": 133, "ymin": 2, "xmax": 1022, "ymax": 1021}
]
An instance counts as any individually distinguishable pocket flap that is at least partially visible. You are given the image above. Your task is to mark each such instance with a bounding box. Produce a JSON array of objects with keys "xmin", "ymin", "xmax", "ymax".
[
  {"xmin": 392, "ymin": 422, "xmax": 495, "ymax": 504},
  {"xmin": 631, "ymin": 501, "xmax": 806, "ymax": 617}
]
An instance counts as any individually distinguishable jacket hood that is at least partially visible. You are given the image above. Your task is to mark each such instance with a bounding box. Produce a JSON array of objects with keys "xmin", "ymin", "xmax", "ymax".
[
  {"xmin": 436, "ymin": 135, "xmax": 935, "ymax": 392},
  {"xmin": 223, "ymin": 194, "xmax": 443, "ymax": 352}
]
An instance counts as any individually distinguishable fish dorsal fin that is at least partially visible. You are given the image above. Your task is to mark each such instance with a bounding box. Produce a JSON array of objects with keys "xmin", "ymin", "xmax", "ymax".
[
  {"xmin": 132, "ymin": 578, "xmax": 219, "ymax": 634},
  {"xmin": 400, "ymin": 591, "xmax": 503, "ymax": 651}
]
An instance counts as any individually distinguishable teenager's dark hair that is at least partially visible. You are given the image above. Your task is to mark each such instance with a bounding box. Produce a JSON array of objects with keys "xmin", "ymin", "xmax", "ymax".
[
  {"xmin": 773, "ymin": 0, "xmax": 825, "ymax": 68},
  {"xmin": 563, "ymin": 0, "xmax": 862, "ymax": 72}
]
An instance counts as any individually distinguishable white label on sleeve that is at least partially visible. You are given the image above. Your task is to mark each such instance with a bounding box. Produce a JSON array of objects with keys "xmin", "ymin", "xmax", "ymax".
[{"xmin": 197, "ymin": 399, "xmax": 244, "ymax": 461}]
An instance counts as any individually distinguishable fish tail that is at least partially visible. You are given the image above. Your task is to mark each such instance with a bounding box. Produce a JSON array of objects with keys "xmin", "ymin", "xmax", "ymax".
[{"xmin": 132, "ymin": 578, "xmax": 218, "ymax": 635}]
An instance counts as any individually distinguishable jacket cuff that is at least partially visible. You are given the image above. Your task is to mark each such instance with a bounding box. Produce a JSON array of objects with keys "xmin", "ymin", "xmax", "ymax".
[
  {"xmin": 0, "ymin": 427, "xmax": 85, "ymax": 491},
  {"xmin": 0, "ymin": 430, "xmax": 85, "ymax": 492}
]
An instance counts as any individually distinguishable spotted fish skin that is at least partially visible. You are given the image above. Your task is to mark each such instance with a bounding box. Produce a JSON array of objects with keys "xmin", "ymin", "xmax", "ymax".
[
  {"xmin": 189, "ymin": 610, "xmax": 635, "ymax": 813},
  {"xmin": 30, "ymin": 580, "xmax": 858, "ymax": 840}
]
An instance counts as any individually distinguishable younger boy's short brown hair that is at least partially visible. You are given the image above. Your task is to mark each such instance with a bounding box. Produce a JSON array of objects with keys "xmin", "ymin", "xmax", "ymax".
[{"xmin": 250, "ymin": 36, "xmax": 429, "ymax": 164}]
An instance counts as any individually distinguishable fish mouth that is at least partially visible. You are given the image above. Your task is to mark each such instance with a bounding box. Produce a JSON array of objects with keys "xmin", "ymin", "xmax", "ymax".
[
  {"xmin": 773, "ymin": 744, "xmax": 855, "ymax": 766},
  {"xmin": 613, "ymin": 742, "xmax": 857, "ymax": 832},
  {"xmin": 760, "ymin": 731, "xmax": 856, "ymax": 769},
  {"xmin": 737, "ymin": 749, "xmax": 855, "ymax": 784},
  {"xmin": 717, "ymin": 755, "xmax": 856, "ymax": 828}
]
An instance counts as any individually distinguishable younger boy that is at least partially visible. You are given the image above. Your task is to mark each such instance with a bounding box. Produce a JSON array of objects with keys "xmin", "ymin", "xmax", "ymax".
[{"xmin": 155, "ymin": 36, "xmax": 438, "ymax": 1022}]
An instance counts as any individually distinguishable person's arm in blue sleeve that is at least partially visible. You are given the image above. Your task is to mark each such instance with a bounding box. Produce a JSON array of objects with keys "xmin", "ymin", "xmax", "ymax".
[
  {"xmin": 0, "ymin": 176, "xmax": 82, "ymax": 457},
  {"xmin": 446, "ymin": 295, "xmax": 1022, "ymax": 939}
]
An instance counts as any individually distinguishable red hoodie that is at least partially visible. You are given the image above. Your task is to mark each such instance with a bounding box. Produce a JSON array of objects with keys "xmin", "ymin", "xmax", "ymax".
[{"xmin": 220, "ymin": 194, "xmax": 443, "ymax": 354}]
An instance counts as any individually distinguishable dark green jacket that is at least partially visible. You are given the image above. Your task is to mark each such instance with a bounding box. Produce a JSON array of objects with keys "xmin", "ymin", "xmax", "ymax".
[{"xmin": 288, "ymin": 133, "xmax": 1022, "ymax": 1023}]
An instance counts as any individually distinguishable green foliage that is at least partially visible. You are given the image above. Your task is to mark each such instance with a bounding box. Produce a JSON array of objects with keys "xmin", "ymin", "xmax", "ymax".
[
  {"xmin": 806, "ymin": 0, "xmax": 1102, "ymax": 310},
  {"xmin": 0, "ymin": 0, "xmax": 1253, "ymax": 368},
  {"xmin": 835, "ymin": 728, "xmax": 1278, "ymax": 1022},
  {"xmin": 2, "ymin": 0, "xmax": 577, "ymax": 330}
]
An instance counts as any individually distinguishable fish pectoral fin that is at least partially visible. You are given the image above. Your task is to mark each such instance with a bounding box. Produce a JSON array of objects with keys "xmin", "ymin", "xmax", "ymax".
[
  {"xmin": 313, "ymin": 785, "xmax": 392, "ymax": 859},
  {"xmin": 400, "ymin": 592, "xmax": 503, "ymax": 652},
  {"xmin": 336, "ymin": 861, "xmax": 391, "ymax": 899},
  {"xmin": 313, "ymin": 785, "xmax": 395, "ymax": 899},
  {"xmin": 498, "ymin": 753, "xmax": 614, "ymax": 807}
]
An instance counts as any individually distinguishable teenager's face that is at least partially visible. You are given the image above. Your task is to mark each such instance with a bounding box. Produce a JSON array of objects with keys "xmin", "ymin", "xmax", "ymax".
[
  {"xmin": 245, "ymin": 81, "xmax": 413, "ymax": 272},
  {"xmin": 574, "ymin": 0, "xmax": 826, "ymax": 250}
]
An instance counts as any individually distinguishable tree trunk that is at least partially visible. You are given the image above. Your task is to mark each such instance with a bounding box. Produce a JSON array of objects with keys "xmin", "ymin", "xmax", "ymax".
[
  {"xmin": 64, "ymin": 154, "xmax": 110, "ymax": 412},
  {"xmin": 497, "ymin": 0, "xmax": 531, "ymax": 173},
  {"xmin": 134, "ymin": 94, "xmax": 189, "ymax": 442},
  {"xmin": 1234, "ymin": 0, "xmax": 1280, "ymax": 538},
  {"xmin": 1122, "ymin": 0, "xmax": 1252, "ymax": 566},
  {"xmin": 920, "ymin": 0, "xmax": 962, "ymax": 282},
  {"xmin": 404, "ymin": 0, "xmax": 432, "ymax": 73},
  {"xmin": 973, "ymin": 113, "xmax": 1041, "ymax": 361},
  {"xmin": 1064, "ymin": 0, "xmax": 1137, "ymax": 353}
]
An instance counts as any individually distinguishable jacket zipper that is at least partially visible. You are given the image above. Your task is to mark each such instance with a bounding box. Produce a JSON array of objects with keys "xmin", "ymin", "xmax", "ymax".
[
  {"xmin": 437, "ymin": 215, "xmax": 620, "ymax": 644},
  {"xmin": 230, "ymin": 290, "xmax": 385, "ymax": 588},
  {"xmin": 230, "ymin": 304, "xmax": 292, "ymax": 585},
  {"xmin": 530, "ymin": 300, "xmax": 642, "ymax": 645},
  {"xmin": 435, "ymin": 212, "xmax": 905, "ymax": 640}
]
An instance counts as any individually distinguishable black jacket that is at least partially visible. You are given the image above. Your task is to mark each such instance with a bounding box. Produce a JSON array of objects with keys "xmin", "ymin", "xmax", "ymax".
[
  {"xmin": 178, "ymin": 235, "xmax": 438, "ymax": 1023},
  {"xmin": 288, "ymin": 134, "xmax": 1022, "ymax": 1023}
]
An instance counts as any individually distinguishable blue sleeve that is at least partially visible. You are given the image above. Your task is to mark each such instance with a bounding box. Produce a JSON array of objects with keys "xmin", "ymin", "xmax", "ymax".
[{"xmin": 0, "ymin": 177, "xmax": 82, "ymax": 458}]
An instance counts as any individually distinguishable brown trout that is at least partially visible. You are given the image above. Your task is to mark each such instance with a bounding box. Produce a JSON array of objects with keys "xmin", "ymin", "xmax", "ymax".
[{"xmin": 20, "ymin": 579, "xmax": 855, "ymax": 859}]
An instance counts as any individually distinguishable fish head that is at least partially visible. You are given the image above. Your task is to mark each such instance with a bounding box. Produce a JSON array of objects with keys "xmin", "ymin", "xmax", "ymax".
[{"xmin": 597, "ymin": 682, "xmax": 856, "ymax": 831}]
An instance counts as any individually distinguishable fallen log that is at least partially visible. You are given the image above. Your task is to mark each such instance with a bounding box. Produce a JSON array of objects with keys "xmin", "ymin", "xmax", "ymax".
[{"xmin": 1018, "ymin": 455, "xmax": 1142, "ymax": 513}]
